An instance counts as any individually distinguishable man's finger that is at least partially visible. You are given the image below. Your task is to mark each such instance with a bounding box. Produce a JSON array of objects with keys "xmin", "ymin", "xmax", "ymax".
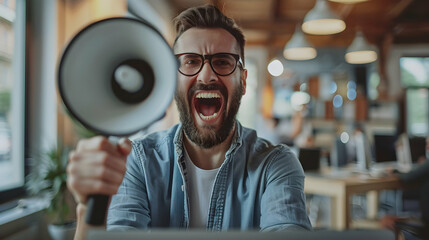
[
  {"xmin": 76, "ymin": 136, "xmax": 122, "ymax": 157},
  {"xmin": 67, "ymin": 177, "xmax": 120, "ymax": 199},
  {"xmin": 69, "ymin": 151, "xmax": 127, "ymax": 174}
]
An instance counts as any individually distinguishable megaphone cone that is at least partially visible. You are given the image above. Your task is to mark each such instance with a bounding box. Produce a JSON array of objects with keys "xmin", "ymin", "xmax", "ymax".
[{"xmin": 58, "ymin": 17, "xmax": 177, "ymax": 136}]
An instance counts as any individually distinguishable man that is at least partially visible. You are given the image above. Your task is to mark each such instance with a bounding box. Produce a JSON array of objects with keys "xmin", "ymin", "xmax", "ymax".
[
  {"xmin": 380, "ymin": 137, "xmax": 429, "ymax": 237},
  {"xmin": 67, "ymin": 5, "xmax": 312, "ymax": 239}
]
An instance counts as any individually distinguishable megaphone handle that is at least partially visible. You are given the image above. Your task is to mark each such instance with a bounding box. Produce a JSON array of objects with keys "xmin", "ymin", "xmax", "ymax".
[
  {"xmin": 85, "ymin": 136, "xmax": 120, "ymax": 226},
  {"xmin": 85, "ymin": 194, "xmax": 109, "ymax": 225}
]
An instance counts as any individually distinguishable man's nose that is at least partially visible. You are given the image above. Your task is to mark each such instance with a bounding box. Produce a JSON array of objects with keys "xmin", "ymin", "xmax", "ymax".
[{"xmin": 197, "ymin": 60, "xmax": 218, "ymax": 84}]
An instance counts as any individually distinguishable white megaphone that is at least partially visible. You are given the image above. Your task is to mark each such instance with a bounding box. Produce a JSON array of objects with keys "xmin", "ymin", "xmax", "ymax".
[{"xmin": 57, "ymin": 17, "xmax": 177, "ymax": 225}]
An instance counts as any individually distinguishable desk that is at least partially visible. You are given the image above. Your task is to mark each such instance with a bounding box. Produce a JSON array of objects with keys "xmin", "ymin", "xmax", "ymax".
[{"xmin": 304, "ymin": 167, "xmax": 402, "ymax": 230}]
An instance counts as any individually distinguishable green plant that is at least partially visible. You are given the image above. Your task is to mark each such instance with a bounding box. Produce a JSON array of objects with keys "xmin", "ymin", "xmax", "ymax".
[{"xmin": 26, "ymin": 143, "xmax": 72, "ymax": 225}]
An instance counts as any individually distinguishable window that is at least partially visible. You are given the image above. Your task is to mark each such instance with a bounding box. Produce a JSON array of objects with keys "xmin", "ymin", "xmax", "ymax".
[
  {"xmin": 406, "ymin": 88, "xmax": 428, "ymax": 137},
  {"xmin": 0, "ymin": 0, "xmax": 26, "ymax": 204},
  {"xmin": 400, "ymin": 56, "xmax": 429, "ymax": 137},
  {"xmin": 400, "ymin": 57, "xmax": 429, "ymax": 88}
]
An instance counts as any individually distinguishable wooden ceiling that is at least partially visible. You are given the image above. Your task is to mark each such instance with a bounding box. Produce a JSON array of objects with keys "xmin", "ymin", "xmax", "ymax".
[{"xmin": 164, "ymin": 0, "xmax": 429, "ymax": 56}]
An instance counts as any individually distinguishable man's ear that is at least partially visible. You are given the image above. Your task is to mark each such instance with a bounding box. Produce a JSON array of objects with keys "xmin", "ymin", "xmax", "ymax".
[{"xmin": 241, "ymin": 69, "xmax": 247, "ymax": 95}]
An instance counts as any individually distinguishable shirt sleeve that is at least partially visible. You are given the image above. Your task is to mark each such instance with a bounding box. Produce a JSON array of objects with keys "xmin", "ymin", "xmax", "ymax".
[
  {"xmin": 107, "ymin": 144, "xmax": 151, "ymax": 230},
  {"xmin": 400, "ymin": 160, "xmax": 429, "ymax": 183},
  {"xmin": 259, "ymin": 145, "xmax": 313, "ymax": 231}
]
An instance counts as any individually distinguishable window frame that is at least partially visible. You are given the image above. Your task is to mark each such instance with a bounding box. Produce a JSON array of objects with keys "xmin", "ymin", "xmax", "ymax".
[{"xmin": 0, "ymin": 0, "xmax": 27, "ymax": 205}]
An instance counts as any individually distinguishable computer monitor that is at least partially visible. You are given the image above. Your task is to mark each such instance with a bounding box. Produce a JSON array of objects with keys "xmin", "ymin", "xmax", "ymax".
[
  {"xmin": 373, "ymin": 134, "xmax": 398, "ymax": 163},
  {"xmin": 409, "ymin": 136, "xmax": 426, "ymax": 163},
  {"xmin": 298, "ymin": 147, "xmax": 321, "ymax": 171},
  {"xmin": 333, "ymin": 138, "xmax": 348, "ymax": 167}
]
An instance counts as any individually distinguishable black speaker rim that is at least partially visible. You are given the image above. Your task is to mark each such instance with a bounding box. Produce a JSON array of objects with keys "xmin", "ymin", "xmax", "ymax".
[{"xmin": 58, "ymin": 17, "xmax": 177, "ymax": 137}]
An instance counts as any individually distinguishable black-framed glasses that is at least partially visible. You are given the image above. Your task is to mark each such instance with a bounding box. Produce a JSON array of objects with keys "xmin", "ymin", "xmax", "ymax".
[{"xmin": 175, "ymin": 52, "xmax": 243, "ymax": 76}]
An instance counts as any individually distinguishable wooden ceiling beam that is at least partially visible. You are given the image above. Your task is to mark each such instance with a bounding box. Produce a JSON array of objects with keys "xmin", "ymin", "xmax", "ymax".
[
  {"xmin": 267, "ymin": 0, "xmax": 283, "ymax": 59},
  {"xmin": 385, "ymin": 0, "xmax": 414, "ymax": 20},
  {"xmin": 239, "ymin": 20, "xmax": 298, "ymax": 33},
  {"xmin": 271, "ymin": 0, "xmax": 281, "ymax": 21},
  {"xmin": 393, "ymin": 21, "xmax": 429, "ymax": 35}
]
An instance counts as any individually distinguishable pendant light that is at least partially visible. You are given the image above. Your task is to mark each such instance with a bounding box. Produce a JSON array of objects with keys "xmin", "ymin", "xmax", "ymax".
[
  {"xmin": 283, "ymin": 26, "xmax": 317, "ymax": 61},
  {"xmin": 345, "ymin": 31, "xmax": 377, "ymax": 64},
  {"xmin": 302, "ymin": 0, "xmax": 346, "ymax": 35}
]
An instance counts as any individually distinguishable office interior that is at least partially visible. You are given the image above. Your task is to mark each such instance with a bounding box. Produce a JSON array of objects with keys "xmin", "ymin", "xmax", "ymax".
[{"xmin": 0, "ymin": 0, "xmax": 428, "ymax": 239}]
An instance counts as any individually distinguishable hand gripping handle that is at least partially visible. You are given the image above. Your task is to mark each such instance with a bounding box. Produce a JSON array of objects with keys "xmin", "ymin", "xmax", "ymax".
[{"xmin": 85, "ymin": 136, "xmax": 120, "ymax": 225}]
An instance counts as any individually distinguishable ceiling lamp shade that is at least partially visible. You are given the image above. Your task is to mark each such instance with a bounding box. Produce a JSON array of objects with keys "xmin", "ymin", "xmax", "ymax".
[
  {"xmin": 329, "ymin": 0, "xmax": 369, "ymax": 4},
  {"xmin": 283, "ymin": 27, "xmax": 317, "ymax": 61},
  {"xmin": 345, "ymin": 31, "xmax": 378, "ymax": 64},
  {"xmin": 302, "ymin": 0, "xmax": 346, "ymax": 35}
]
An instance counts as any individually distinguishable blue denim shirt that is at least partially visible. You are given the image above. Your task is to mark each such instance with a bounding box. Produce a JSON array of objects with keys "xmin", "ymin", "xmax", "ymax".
[{"xmin": 107, "ymin": 122, "xmax": 312, "ymax": 231}]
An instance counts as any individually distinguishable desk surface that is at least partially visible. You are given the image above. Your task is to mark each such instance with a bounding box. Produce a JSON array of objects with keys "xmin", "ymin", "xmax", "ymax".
[
  {"xmin": 304, "ymin": 166, "xmax": 403, "ymax": 230},
  {"xmin": 305, "ymin": 167, "xmax": 402, "ymax": 193}
]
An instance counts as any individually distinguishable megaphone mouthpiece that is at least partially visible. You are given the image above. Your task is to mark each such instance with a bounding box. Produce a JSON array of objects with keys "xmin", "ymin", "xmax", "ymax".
[
  {"xmin": 111, "ymin": 59, "xmax": 154, "ymax": 104},
  {"xmin": 114, "ymin": 64, "xmax": 144, "ymax": 93}
]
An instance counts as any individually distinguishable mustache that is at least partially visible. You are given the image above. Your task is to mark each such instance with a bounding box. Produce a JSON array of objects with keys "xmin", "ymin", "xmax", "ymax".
[{"xmin": 187, "ymin": 83, "xmax": 228, "ymax": 100}]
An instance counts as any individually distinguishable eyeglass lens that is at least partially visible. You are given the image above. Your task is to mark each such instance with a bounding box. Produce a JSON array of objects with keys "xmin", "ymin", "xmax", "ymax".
[{"xmin": 177, "ymin": 53, "xmax": 238, "ymax": 76}]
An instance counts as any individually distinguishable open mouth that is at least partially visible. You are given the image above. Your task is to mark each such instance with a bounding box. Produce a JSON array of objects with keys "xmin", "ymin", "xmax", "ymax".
[{"xmin": 193, "ymin": 92, "xmax": 224, "ymax": 121}]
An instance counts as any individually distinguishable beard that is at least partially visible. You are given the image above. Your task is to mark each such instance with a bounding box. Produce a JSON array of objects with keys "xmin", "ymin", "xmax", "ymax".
[{"xmin": 174, "ymin": 80, "xmax": 243, "ymax": 149}]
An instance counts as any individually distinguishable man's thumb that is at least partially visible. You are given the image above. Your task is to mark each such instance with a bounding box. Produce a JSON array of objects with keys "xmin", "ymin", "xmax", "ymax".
[{"xmin": 118, "ymin": 138, "xmax": 132, "ymax": 156}]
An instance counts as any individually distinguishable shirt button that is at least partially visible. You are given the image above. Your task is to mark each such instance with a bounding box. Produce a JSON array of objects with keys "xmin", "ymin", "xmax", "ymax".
[{"xmin": 181, "ymin": 185, "xmax": 184, "ymax": 192}]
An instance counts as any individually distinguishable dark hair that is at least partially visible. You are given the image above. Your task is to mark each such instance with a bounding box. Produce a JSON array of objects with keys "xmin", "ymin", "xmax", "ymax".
[{"xmin": 173, "ymin": 4, "xmax": 245, "ymax": 66}]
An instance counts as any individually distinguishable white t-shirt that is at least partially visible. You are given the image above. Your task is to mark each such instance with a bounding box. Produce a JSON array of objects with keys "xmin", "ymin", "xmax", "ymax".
[{"xmin": 183, "ymin": 149, "xmax": 219, "ymax": 228}]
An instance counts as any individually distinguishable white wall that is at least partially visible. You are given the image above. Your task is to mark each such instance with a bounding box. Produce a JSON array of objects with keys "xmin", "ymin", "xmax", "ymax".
[
  {"xmin": 238, "ymin": 46, "xmax": 268, "ymax": 128},
  {"xmin": 245, "ymin": 46, "xmax": 268, "ymax": 106}
]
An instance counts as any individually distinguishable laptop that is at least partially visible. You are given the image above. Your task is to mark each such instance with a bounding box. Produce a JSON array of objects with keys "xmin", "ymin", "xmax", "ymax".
[{"xmin": 88, "ymin": 229, "xmax": 394, "ymax": 240}]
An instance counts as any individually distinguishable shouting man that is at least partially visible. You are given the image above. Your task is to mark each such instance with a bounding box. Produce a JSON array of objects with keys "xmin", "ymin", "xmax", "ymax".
[{"xmin": 67, "ymin": 5, "xmax": 312, "ymax": 239}]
